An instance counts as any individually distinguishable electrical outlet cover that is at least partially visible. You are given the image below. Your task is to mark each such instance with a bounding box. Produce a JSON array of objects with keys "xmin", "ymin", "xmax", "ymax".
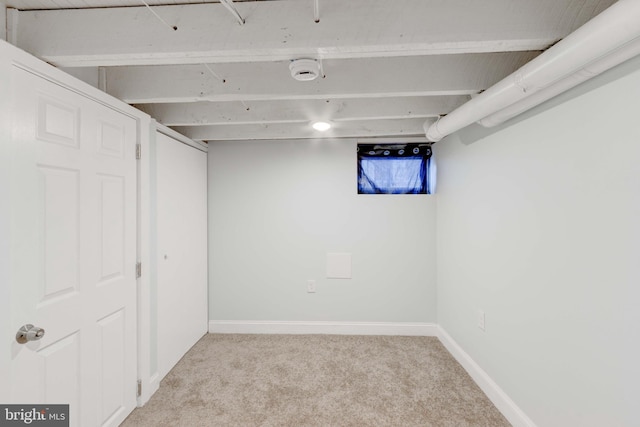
[
  {"xmin": 307, "ymin": 280, "xmax": 316, "ymax": 293},
  {"xmin": 477, "ymin": 310, "xmax": 485, "ymax": 331}
]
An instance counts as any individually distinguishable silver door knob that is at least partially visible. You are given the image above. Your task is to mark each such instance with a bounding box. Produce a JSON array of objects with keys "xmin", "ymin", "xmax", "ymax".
[{"xmin": 15, "ymin": 324, "xmax": 45, "ymax": 344}]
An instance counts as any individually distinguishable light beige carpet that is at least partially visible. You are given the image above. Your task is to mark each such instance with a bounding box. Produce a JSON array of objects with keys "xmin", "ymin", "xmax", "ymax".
[{"xmin": 121, "ymin": 334, "xmax": 511, "ymax": 427}]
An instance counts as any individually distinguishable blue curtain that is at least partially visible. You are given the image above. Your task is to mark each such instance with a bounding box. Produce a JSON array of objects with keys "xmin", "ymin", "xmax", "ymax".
[{"xmin": 357, "ymin": 143, "xmax": 432, "ymax": 194}]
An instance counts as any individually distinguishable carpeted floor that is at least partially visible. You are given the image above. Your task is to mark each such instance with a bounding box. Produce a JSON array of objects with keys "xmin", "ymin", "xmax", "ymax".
[{"xmin": 121, "ymin": 334, "xmax": 511, "ymax": 427}]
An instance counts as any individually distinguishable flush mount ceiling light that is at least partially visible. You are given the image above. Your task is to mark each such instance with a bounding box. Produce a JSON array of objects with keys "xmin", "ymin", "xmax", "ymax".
[
  {"xmin": 312, "ymin": 121, "xmax": 331, "ymax": 131},
  {"xmin": 289, "ymin": 59, "xmax": 321, "ymax": 81}
]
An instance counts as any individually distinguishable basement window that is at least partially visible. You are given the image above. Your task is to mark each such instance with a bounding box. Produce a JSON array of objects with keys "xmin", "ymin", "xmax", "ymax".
[{"xmin": 357, "ymin": 143, "xmax": 433, "ymax": 194}]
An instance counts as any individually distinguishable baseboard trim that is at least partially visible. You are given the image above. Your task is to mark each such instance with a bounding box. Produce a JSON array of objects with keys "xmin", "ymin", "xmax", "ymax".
[
  {"xmin": 137, "ymin": 372, "xmax": 160, "ymax": 407},
  {"xmin": 209, "ymin": 320, "xmax": 438, "ymax": 336},
  {"xmin": 149, "ymin": 372, "xmax": 160, "ymax": 394},
  {"xmin": 437, "ymin": 327, "xmax": 537, "ymax": 427}
]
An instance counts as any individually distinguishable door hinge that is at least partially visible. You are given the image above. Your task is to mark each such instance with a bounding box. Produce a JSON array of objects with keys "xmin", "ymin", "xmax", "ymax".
[
  {"xmin": 137, "ymin": 380, "xmax": 142, "ymax": 397},
  {"xmin": 136, "ymin": 144, "xmax": 141, "ymax": 160},
  {"xmin": 136, "ymin": 262, "xmax": 142, "ymax": 279}
]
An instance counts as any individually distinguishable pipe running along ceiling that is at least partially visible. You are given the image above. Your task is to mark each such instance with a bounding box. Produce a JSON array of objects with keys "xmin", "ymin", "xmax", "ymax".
[{"xmin": 424, "ymin": 0, "xmax": 640, "ymax": 141}]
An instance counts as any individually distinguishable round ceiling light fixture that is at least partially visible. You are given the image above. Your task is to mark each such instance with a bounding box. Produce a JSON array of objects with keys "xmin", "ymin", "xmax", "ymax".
[
  {"xmin": 289, "ymin": 59, "xmax": 321, "ymax": 81},
  {"xmin": 312, "ymin": 121, "xmax": 331, "ymax": 131}
]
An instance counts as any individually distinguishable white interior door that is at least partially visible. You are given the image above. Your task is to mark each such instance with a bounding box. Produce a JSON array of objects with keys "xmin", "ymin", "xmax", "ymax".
[
  {"xmin": 8, "ymin": 66, "xmax": 138, "ymax": 427},
  {"xmin": 156, "ymin": 132, "xmax": 208, "ymax": 379}
]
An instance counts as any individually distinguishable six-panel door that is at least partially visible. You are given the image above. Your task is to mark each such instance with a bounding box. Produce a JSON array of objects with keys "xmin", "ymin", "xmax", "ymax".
[{"xmin": 9, "ymin": 67, "xmax": 138, "ymax": 427}]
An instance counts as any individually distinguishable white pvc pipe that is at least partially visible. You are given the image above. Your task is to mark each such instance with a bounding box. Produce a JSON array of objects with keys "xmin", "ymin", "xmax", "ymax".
[
  {"xmin": 424, "ymin": 0, "xmax": 640, "ymax": 142},
  {"xmin": 478, "ymin": 37, "xmax": 640, "ymax": 127}
]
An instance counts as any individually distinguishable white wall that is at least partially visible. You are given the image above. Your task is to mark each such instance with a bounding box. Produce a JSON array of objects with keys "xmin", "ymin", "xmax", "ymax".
[
  {"xmin": 436, "ymin": 56, "xmax": 640, "ymax": 427},
  {"xmin": 208, "ymin": 138, "xmax": 437, "ymax": 323},
  {"xmin": 1, "ymin": 2, "xmax": 7, "ymax": 42}
]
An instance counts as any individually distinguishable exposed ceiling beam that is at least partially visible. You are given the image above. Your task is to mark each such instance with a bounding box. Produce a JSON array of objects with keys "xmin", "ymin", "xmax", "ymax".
[
  {"xmin": 107, "ymin": 52, "xmax": 539, "ymax": 103},
  {"xmin": 172, "ymin": 118, "xmax": 436, "ymax": 141},
  {"xmin": 135, "ymin": 96, "xmax": 469, "ymax": 126},
  {"xmin": 10, "ymin": 0, "xmax": 607, "ymax": 67}
]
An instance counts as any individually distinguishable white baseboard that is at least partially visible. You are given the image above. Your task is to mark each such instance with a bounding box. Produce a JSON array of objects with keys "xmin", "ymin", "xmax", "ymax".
[
  {"xmin": 209, "ymin": 320, "xmax": 438, "ymax": 336},
  {"xmin": 137, "ymin": 372, "xmax": 160, "ymax": 407},
  {"xmin": 437, "ymin": 327, "xmax": 537, "ymax": 427},
  {"xmin": 149, "ymin": 372, "xmax": 160, "ymax": 394}
]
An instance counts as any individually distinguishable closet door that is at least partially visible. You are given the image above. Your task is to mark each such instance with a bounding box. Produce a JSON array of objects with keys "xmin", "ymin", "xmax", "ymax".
[{"xmin": 156, "ymin": 132, "xmax": 208, "ymax": 379}]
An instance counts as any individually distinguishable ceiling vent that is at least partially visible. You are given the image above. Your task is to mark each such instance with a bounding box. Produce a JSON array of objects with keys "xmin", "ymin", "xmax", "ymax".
[{"xmin": 289, "ymin": 59, "xmax": 321, "ymax": 81}]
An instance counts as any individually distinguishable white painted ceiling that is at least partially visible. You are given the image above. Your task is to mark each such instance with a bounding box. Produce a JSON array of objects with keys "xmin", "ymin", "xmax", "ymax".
[{"xmin": 5, "ymin": 0, "xmax": 618, "ymax": 141}]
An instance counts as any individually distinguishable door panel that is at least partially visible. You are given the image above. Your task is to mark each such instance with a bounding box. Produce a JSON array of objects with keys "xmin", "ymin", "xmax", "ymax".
[
  {"xmin": 156, "ymin": 133, "xmax": 208, "ymax": 380},
  {"xmin": 97, "ymin": 120, "xmax": 126, "ymax": 159},
  {"xmin": 37, "ymin": 96, "xmax": 79, "ymax": 147},
  {"xmin": 97, "ymin": 309, "xmax": 126, "ymax": 426},
  {"xmin": 39, "ymin": 165, "xmax": 80, "ymax": 300},
  {"xmin": 10, "ymin": 66, "xmax": 137, "ymax": 427},
  {"xmin": 99, "ymin": 174, "xmax": 125, "ymax": 283},
  {"xmin": 37, "ymin": 333, "xmax": 81, "ymax": 423}
]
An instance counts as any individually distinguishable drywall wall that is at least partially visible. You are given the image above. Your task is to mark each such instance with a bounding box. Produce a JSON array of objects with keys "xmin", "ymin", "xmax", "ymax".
[
  {"xmin": 1, "ymin": 3, "xmax": 6, "ymax": 42},
  {"xmin": 208, "ymin": 138, "xmax": 437, "ymax": 323},
  {"xmin": 436, "ymin": 56, "xmax": 640, "ymax": 427}
]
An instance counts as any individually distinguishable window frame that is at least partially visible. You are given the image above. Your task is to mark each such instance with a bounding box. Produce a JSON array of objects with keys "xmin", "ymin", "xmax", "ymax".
[{"xmin": 357, "ymin": 141, "xmax": 433, "ymax": 195}]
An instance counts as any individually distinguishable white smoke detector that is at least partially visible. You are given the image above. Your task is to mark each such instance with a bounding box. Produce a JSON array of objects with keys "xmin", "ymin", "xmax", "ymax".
[{"xmin": 289, "ymin": 59, "xmax": 321, "ymax": 81}]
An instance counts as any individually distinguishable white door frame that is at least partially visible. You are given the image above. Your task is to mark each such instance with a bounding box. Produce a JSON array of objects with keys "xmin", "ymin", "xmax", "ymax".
[
  {"xmin": 137, "ymin": 118, "xmax": 158, "ymax": 405},
  {"xmin": 0, "ymin": 39, "xmax": 158, "ymax": 408},
  {"xmin": 0, "ymin": 40, "xmax": 14, "ymax": 406}
]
